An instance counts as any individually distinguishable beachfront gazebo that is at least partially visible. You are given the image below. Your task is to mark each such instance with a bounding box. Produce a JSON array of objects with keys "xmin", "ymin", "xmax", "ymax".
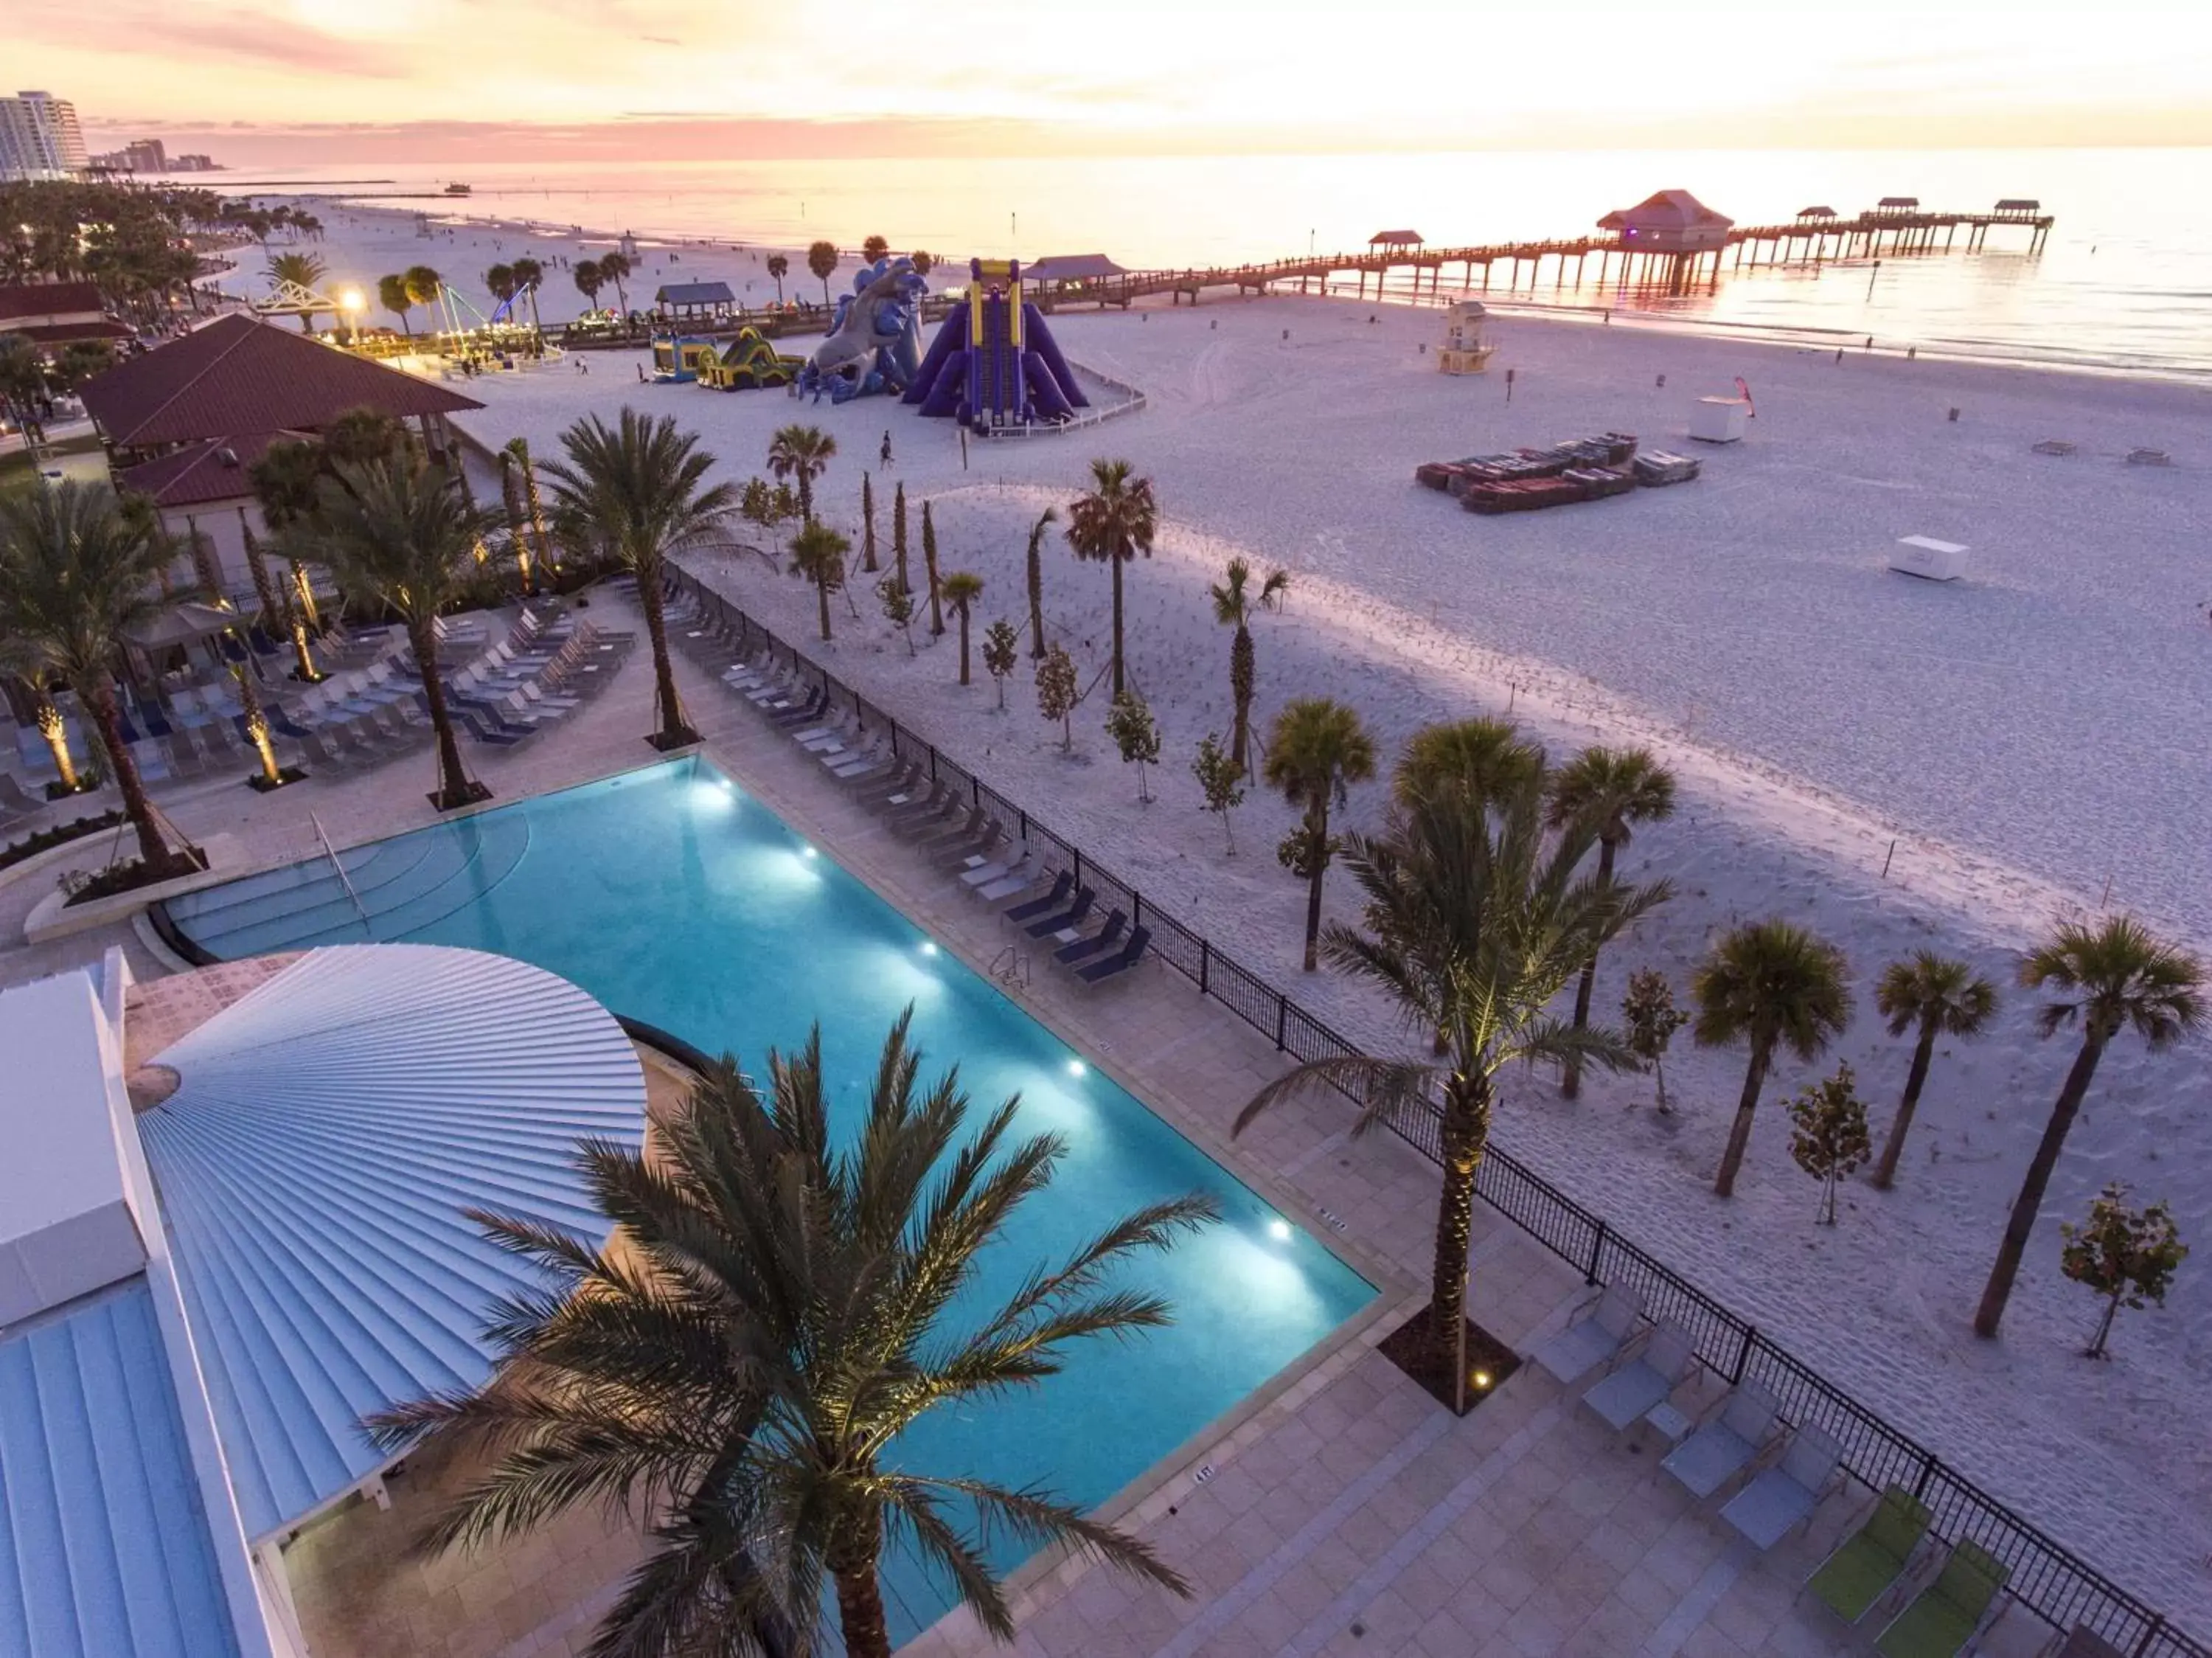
[
  {"xmin": 655, "ymin": 280, "xmax": 736, "ymax": 319},
  {"xmin": 1795, "ymin": 205, "xmax": 1839, "ymax": 221},
  {"xmin": 1368, "ymin": 229, "xmax": 1425, "ymax": 249},
  {"xmin": 1874, "ymin": 196, "xmax": 1921, "ymax": 215}
]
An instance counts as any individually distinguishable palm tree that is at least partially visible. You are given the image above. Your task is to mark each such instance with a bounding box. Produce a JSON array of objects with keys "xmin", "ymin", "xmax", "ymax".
[
  {"xmin": 1238, "ymin": 771, "xmax": 1666, "ymax": 1405},
  {"xmin": 367, "ymin": 1012, "xmax": 1214, "ymax": 1658},
  {"xmin": 859, "ymin": 471, "xmax": 878, "ymax": 572},
  {"xmin": 1871, "ymin": 953, "xmax": 1997, "ymax": 1190},
  {"xmin": 265, "ymin": 250, "xmax": 327, "ymax": 331},
  {"xmin": 1394, "ymin": 717, "xmax": 1543, "ymax": 808},
  {"xmin": 598, "ymin": 251, "xmax": 632, "ymax": 313},
  {"xmin": 1024, "ymin": 505, "xmax": 1057, "ymax": 659},
  {"xmin": 0, "ymin": 333, "xmax": 50, "ymax": 447},
  {"xmin": 543, "ymin": 407, "xmax": 737, "ymax": 749},
  {"xmin": 1545, "ymin": 746, "xmax": 1677, "ymax": 1098},
  {"xmin": 765, "ymin": 252, "xmax": 788, "ymax": 304},
  {"xmin": 403, "ymin": 264, "xmax": 443, "ymax": 331},
  {"xmin": 1209, "ymin": 557, "xmax": 1288, "ymax": 774},
  {"xmin": 1693, "ymin": 920, "xmax": 1853, "ymax": 1198},
  {"xmin": 483, "ymin": 262, "xmax": 517, "ymax": 305},
  {"xmin": 1973, "ymin": 918, "xmax": 2204, "ymax": 1338},
  {"xmin": 496, "ymin": 445, "xmax": 536, "ymax": 596},
  {"xmin": 508, "ymin": 255, "xmax": 544, "ymax": 335},
  {"xmin": 1264, "ymin": 698, "xmax": 1376, "ymax": 971},
  {"xmin": 291, "ymin": 457, "xmax": 490, "ymax": 811},
  {"xmin": 377, "ymin": 272, "xmax": 414, "ymax": 335},
  {"xmin": 861, "ymin": 233, "xmax": 890, "ymax": 263},
  {"xmin": 942, "ymin": 571, "xmax": 984, "ymax": 684},
  {"xmin": 0, "ymin": 482, "xmax": 204, "ymax": 877},
  {"xmin": 572, "ymin": 258, "xmax": 605, "ymax": 311},
  {"xmin": 788, "ymin": 521, "xmax": 847, "ymax": 642},
  {"xmin": 766, "ymin": 425, "xmax": 835, "ymax": 523},
  {"xmin": 1064, "ymin": 459, "xmax": 1157, "ymax": 699},
  {"xmin": 807, "ymin": 238, "xmax": 840, "ymax": 306}
]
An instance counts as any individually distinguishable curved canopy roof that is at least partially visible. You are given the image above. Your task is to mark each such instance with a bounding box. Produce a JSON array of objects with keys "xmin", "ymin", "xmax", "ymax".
[{"xmin": 136, "ymin": 945, "xmax": 647, "ymax": 1540}]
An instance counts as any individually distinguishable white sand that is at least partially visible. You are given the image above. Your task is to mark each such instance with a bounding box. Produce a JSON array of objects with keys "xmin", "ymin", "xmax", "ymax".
[{"xmin": 435, "ymin": 288, "xmax": 2212, "ymax": 1620}]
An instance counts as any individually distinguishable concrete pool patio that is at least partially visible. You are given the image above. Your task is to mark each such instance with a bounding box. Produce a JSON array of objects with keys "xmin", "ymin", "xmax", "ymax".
[{"xmin": 1, "ymin": 589, "xmax": 2044, "ymax": 1657}]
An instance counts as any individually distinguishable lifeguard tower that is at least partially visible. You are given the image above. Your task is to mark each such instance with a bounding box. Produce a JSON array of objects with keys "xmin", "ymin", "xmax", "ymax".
[{"xmin": 1439, "ymin": 301, "xmax": 1495, "ymax": 375}]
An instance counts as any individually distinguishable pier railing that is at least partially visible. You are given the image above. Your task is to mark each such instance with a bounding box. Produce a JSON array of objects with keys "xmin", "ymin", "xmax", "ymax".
[{"xmin": 668, "ymin": 563, "xmax": 2205, "ymax": 1658}]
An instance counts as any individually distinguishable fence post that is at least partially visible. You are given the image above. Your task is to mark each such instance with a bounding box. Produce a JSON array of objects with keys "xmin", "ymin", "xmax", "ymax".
[
  {"xmin": 1133, "ymin": 891, "xmax": 1142, "ymax": 930},
  {"xmin": 972, "ymin": 777, "xmax": 980, "ymax": 806},
  {"xmin": 1273, "ymin": 996, "xmax": 1287, "ymax": 1052},
  {"xmin": 1074, "ymin": 849, "xmax": 1083, "ymax": 890},
  {"xmin": 1200, "ymin": 937, "xmax": 1210, "ymax": 993},
  {"xmin": 1731, "ymin": 1323, "xmax": 1756, "ymax": 1385},
  {"xmin": 1913, "ymin": 1451, "xmax": 1940, "ymax": 1499},
  {"xmin": 1020, "ymin": 808, "xmax": 1028, "ymax": 840},
  {"xmin": 2130, "ymin": 1617, "xmax": 2167, "ymax": 1658},
  {"xmin": 1584, "ymin": 1219, "xmax": 1607, "ymax": 1286}
]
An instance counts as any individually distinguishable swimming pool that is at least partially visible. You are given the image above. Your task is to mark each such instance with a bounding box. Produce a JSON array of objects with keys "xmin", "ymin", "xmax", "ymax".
[{"xmin": 162, "ymin": 757, "xmax": 1374, "ymax": 1640}]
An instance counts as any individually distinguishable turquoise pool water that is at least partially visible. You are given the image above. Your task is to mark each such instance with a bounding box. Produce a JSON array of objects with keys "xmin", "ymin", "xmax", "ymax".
[{"xmin": 163, "ymin": 758, "xmax": 1374, "ymax": 1640}]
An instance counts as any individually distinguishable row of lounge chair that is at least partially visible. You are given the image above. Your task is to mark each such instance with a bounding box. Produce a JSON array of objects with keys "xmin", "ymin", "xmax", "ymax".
[
  {"xmin": 664, "ymin": 585, "xmax": 1155, "ymax": 989},
  {"xmin": 1534, "ymin": 1283, "xmax": 2048, "ymax": 1657},
  {"xmin": 1415, "ymin": 429, "xmax": 1703, "ymax": 516}
]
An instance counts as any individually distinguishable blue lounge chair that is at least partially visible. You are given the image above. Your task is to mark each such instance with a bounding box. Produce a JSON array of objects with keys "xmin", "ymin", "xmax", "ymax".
[
  {"xmin": 1054, "ymin": 909, "xmax": 1127, "ymax": 965},
  {"xmin": 1661, "ymin": 1379, "xmax": 1780, "ymax": 1499},
  {"xmin": 1532, "ymin": 1283, "xmax": 1643, "ymax": 1384},
  {"xmin": 1582, "ymin": 1322, "xmax": 1697, "ymax": 1430},
  {"xmin": 1720, "ymin": 1423, "xmax": 1844, "ymax": 1550},
  {"xmin": 1077, "ymin": 925, "xmax": 1150, "ymax": 983},
  {"xmin": 1025, "ymin": 887, "xmax": 1093, "ymax": 938},
  {"xmin": 1002, "ymin": 872, "xmax": 1071, "ymax": 923}
]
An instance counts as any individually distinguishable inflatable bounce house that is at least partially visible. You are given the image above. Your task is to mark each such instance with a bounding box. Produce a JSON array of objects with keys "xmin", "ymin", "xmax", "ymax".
[
  {"xmin": 650, "ymin": 333, "xmax": 719, "ymax": 384},
  {"xmin": 796, "ymin": 256, "xmax": 930, "ymax": 404},
  {"xmin": 700, "ymin": 327, "xmax": 807, "ymax": 392},
  {"xmin": 905, "ymin": 259, "xmax": 1088, "ymax": 434}
]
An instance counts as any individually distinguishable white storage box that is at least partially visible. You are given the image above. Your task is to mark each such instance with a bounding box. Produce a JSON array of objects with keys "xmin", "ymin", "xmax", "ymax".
[
  {"xmin": 1688, "ymin": 397, "xmax": 1750, "ymax": 443},
  {"xmin": 1888, "ymin": 535, "xmax": 1968, "ymax": 582}
]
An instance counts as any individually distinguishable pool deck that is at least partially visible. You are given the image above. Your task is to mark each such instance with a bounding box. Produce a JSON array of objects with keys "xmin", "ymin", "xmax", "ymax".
[{"xmin": 1, "ymin": 592, "xmax": 2042, "ymax": 1658}]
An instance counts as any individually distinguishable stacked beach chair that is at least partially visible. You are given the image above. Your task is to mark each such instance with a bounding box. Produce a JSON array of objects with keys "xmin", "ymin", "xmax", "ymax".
[{"xmin": 1415, "ymin": 429, "xmax": 1703, "ymax": 513}]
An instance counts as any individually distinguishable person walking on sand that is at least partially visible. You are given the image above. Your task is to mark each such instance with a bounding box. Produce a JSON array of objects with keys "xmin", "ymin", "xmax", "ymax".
[
  {"xmin": 637, "ymin": 362, "xmax": 647, "ymax": 384},
  {"xmin": 880, "ymin": 430, "xmax": 894, "ymax": 467}
]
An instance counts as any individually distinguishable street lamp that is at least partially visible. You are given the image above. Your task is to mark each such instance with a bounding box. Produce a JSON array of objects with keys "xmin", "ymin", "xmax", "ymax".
[{"xmin": 338, "ymin": 286, "xmax": 364, "ymax": 346}]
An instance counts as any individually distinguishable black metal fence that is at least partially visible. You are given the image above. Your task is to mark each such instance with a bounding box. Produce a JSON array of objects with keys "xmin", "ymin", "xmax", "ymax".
[{"xmin": 667, "ymin": 565, "xmax": 2209, "ymax": 1658}]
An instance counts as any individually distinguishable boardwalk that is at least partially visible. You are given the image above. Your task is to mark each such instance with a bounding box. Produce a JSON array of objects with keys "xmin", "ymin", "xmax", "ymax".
[{"xmin": 1036, "ymin": 205, "xmax": 2056, "ymax": 309}]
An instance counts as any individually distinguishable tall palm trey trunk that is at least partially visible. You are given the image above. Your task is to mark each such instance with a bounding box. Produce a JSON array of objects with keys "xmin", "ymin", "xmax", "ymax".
[
  {"xmin": 1229, "ymin": 623, "xmax": 1255, "ymax": 771},
  {"xmin": 1560, "ymin": 836, "xmax": 1620, "ymax": 1099},
  {"xmin": 1974, "ymin": 1030, "xmax": 2107, "ymax": 1338},
  {"xmin": 634, "ymin": 563, "xmax": 698, "ymax": 748},
  {"xmin": 1714, "ymin": 1041, "xmax": 1772, "ymax": 1197},
  {"xmin": 1301, "ymin": 801, "xmax": 1329, "ymax": 972},
  {"xmin": 1110, "ymin": 558, "xmax": 1127, "ymax": 698},
  {"xmin": 832, "ymin": 1524, "xmax": 894, "ymax": 1658},
  {"xmin": 1430, "ymin": 1073, "xmax": 1493, "ymax": 1386},
  {"xmin": 1873, "ymin": 1015, "xmax": 1941, "ymax": 1190},
  {"xmin": 86, "ymin": 677, "xmax": 196, "ymax": 878},
  {"xmin": 409, "ymin": 617, "xmax": 480, "ymax": 811}
]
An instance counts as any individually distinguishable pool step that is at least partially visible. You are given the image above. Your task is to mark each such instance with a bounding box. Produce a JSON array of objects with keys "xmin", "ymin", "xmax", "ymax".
[{"xmin": 167, "ymin": 815, "xmax": 532, "ymax": 959}]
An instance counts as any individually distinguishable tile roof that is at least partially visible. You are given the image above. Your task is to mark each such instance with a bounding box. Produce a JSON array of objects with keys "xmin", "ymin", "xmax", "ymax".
[
  {"xmin": 0, "ymin": 1280, "xmax": 245, "ymax": 1658},
  {"xmin": 655, "ymin": 280, "xmax": 734, "ymax": 307},
  {"xmin": 136, "ymin": 945, "xmax": 646, "ymax": 1538},
  {"xmin": 0, "ymin": 282, "xmax": 107, "ymax": 324},
  {"xmin": 78, "ymin": 314, "xmax": 481, "ymax": 450},
  {"xmin": 119, "ymin": 432, "xmax": 305, "ymax": 510},
  {"xmin": 4, "ymin": 319, "xmax": 135, "ymax": 345}
]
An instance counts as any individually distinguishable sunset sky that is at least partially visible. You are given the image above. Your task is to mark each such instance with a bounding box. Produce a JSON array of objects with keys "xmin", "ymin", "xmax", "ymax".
[{"xmin": 22, "ymin": 0, "xmax": 2212, "ymax": 161}]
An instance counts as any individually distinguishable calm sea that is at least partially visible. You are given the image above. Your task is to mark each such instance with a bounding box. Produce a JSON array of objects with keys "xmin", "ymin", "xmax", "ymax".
[{"xmin": 258, "ymin": 149, "xmax": 2211, "ymax": 381}]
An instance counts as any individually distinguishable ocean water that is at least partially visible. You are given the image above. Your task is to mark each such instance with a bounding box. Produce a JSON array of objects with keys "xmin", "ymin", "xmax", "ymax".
[
  {"xmin": 161, "ymin": 757, "xmax": 1377, "ymax": 1643},
  {"xmin": 249, "ymin": 148, "xmax": 2211, "ymax": 378}
]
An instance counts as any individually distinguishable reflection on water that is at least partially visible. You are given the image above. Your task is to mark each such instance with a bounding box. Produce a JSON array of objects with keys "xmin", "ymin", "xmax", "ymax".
[{"xmin": 288, "ymin": 147, "xmax": 2208, "ymax": 378}]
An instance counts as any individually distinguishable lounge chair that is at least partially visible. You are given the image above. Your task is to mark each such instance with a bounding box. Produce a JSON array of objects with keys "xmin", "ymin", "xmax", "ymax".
[
  {"xmin": 962, "ymin": 850, "xmax": 1032, "ymax": 889},
  {"xmin": 0, "ymin": 773, "xmax": 48, "ymax": 816},
  {"xmin": 1532, "ymin": 1283, "xmax": 1644, "ymax": 1384},
  {"xmin": 1873, "ymin": 1540, "xmax": 2008, "ymax": 1657},
  {"xmin": 938, "ymin": 825, "xmax": 1006, "ymax": 873},
  {"xmin": 1025, "ymin": 886, "xmax": 1093, "ymax": 938},
  {"xmin": 1719, "ymin": 1423, "xmax": 1845, "ymax": 1550},
  {"xmin": 1077, "ymin": 925, "xmax": 1150, "ymax": 983},
  {"xmin": 975, "ymin": 864, "xmax": 1046, "ymax": 903},
  {"xmin": 1581, "ymin": 1322, "xmax": 1697, "ymax": 1430},
  {"xmin": 1806, "ymin": 1486, "xmax": 1932, "ymax": 1627},
  {"xmin": 1004, "ymin": 872, "xmax": 1074, "ymax": 924},
  {"xmin": 1054, "ymin": 909, "xmax": 1127, "ymax": 965},
  {"xmin": 1661, "ymin": 1380, "xmax": 1780, "ymax": 1498}
]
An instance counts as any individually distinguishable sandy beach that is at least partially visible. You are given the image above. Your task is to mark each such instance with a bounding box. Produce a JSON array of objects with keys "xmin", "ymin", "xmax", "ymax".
[{"xmin": 227, "ymin": 201, "xmax": 2212, "ymax": 1615}]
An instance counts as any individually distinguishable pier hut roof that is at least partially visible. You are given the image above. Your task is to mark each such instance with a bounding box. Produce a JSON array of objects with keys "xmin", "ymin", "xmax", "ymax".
[
  {"xmin": 655, "ymin": 280, "xmax": 734, "ymax": 308},
  {"xmin": 1368, "ymin": 229, "xmax": 1425, "ymax": 246},
  {"xmin": 1601, "ymin": 190, "xmax": 1734, "ymax": 246},
  {"xmin": 1994, "ymin": 198, "xmax": 2041, "ymax": 212},
  {"xmin": 1795, "ymin": 205, "xmax": 1839, "ymax": 219},
  {"xmin": 1023, "ymin": 254, "xmax": 1130, "ymax": 282},
  {"xmin": 1876, "ymin": 195, "xmax": 1921, "ymax": 210}
]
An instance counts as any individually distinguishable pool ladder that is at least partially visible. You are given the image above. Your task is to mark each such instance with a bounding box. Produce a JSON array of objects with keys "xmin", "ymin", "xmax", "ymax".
[
  {"xmin": 310, "ymin": 810, "xmax": 372, "ymax": 933},
  {"xmin": 989, "ymin": 946, "xmax": 1031, "ymax": 993}
]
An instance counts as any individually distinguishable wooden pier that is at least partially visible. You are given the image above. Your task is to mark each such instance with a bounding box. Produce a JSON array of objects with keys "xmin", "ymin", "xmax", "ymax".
[{"xmin": 1034, "ymin": 204, "xmax": 2055, "ymax": 311}]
